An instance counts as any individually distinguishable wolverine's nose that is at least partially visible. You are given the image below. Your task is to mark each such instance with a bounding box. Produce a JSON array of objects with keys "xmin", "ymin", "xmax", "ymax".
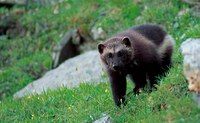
[{"xmin": 113, "ymin": 65, "xmax": 119, "ymax": 71}]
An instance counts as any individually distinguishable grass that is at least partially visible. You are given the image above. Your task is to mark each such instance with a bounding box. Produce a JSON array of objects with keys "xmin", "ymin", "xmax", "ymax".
[{"xmin": 0, "ymin": 0, "xmax": 200, "ymax": 122}]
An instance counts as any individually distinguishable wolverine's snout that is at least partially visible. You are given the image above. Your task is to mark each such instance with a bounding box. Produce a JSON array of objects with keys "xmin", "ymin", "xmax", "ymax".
[{"xmin": 112, "ymin": 64, "xmax": 119, "ymax": 71}]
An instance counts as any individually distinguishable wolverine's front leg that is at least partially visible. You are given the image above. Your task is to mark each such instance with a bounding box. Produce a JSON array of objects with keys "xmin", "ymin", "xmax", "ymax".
[
  {"xmin": 107, "ymin": 70, "xmax": 127, "ymax": 107},
  {"xmin": 130, "ymin": 71, "xmax": 147, "ymax": 94},
  {"xmin": 129, "ymin": 66, "xmax": 147, "ymax": 94}
]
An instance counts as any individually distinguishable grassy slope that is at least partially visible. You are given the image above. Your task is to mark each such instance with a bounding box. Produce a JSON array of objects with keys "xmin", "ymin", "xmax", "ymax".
[
  {"xmin": 0, "ymin": 0, "xmax": 200, "ymax": 122},
  {"xmin": 0, "ymin": 0, "xmax": 139, "ymax": 99}
]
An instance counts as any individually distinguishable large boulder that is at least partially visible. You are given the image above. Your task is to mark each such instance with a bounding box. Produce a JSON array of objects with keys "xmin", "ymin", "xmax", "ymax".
[
  {"xmin": 181, "ymin": 38, "xmax": 200, "ymax": 108},
  {"xmin": 14, "ymin": 50, "xmax": 105, "ymax": 98},
  {"xmin": 181, "ymin": 38, "xmax": 200, "ymax": 93}
]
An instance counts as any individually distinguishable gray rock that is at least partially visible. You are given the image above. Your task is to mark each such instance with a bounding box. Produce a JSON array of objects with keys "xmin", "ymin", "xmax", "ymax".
[
  {"xmin": 52, "ymin": 29, "xmax": 84, "ymax": 68},
  {"xmin": 178, "ymin": 8, "xmax": 190, "ymax": 16},
  {"xmin": 182, "ymin": 0, "xmax": 200, "ymax": 17},
  {"xmin": 14, "ymin": 50, "xmax": 106, "ymax": 98},
  {"xmin": 181, "ymin": 38, "xmax": 200, "ymax": 70},
  {"xmin": 182, "ymin": 0, "xmax": 200, "ymax": 5},
  {"xmin": 27, "ymin": 0, "xmax": 56, "ymax": 6},
  {"xmin": 93, "ymin": 115, "xmax": 114, "ymax": 123},
  {"xmin": 91, "ymin": 25, "xmax": 105, "ymax": 40},
  {"xmin": 0, "ymin": 0, "xmax": 26, "ymax": 5},
  {"xmin": 191, "ymin": 5, "xmax": 200, "ymax": 17},
  {"xmin": 0, "ymin": 0, "xmax": 57, "ymax": 6},
  {"xmin": 181, "ymin": 38, "xmax": 200, "ymax": 108},
  {"xmin": 193, "ymin": 93, "xmax": 200, "ymax": 108}
]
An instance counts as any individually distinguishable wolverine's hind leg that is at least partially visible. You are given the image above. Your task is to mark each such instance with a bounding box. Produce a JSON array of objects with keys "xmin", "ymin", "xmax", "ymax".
[
  {"xmin": 161, "ymin": 46, "xmax": 173, "ymax": 75},
  {"xmin": 147, "ymin": 62, "xmax": 163, "ymax": 91}
]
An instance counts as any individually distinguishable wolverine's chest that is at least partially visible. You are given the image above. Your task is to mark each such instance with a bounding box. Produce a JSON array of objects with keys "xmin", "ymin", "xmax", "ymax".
[{"xmin": 125, "ymin": 60, "xmax": 145, "ymax": 73}]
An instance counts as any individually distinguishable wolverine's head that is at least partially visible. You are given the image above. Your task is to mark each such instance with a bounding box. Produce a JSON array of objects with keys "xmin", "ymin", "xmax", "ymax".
[{"xmin": 98, "ymin": 36, "xmax": 133, "ymax": 71}]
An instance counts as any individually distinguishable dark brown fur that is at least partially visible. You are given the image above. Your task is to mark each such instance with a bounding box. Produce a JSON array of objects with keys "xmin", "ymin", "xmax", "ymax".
[{"xmin": 98, "ymin": 24, "xmax": 174, "ymax": 107}]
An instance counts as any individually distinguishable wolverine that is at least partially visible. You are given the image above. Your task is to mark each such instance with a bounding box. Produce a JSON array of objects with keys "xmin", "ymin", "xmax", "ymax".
[{"xmin": 98, "ymin": 24, "xmax": 175, "ymax": 107}]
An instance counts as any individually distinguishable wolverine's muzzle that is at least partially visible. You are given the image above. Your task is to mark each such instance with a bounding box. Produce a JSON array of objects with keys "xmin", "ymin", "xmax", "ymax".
[{"xmin": 112, "ymin": 64, "xmax": 120, "ymax": 71}]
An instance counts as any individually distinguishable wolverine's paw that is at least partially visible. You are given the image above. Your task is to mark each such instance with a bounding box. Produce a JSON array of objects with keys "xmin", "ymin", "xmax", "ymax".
[
  {"xmin": 116, "ymin": 97, "xmax": 126, "ymax": 108},
  {"xmin": 133, "ymin": 86, "xmax": 144, "ymax": 95},
  {"xmin": 149, "ymin": 85, "xmax": 158, "ymax": 93}
]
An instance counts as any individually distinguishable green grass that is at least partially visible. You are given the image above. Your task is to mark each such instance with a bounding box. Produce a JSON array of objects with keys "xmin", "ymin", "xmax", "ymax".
[{"xmin": 0, "ymin": 0, "xmax": 200, "ymax": 122}]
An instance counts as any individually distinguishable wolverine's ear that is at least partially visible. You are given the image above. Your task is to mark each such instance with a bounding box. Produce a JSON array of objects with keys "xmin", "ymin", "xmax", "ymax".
[
  {"xmin": 98, "ymin": 43, "xmax": 105, "ymax": 54},
  {"xmin": 122, "ymin": 36, "xmax": 131, "ymax": 47}
]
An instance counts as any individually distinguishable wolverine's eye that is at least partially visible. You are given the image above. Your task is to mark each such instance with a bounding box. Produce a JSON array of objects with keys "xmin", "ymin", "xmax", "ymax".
[
  {"xmin": 107, "ymin": 53, "xmax": 113, "ymax": 58},
  {"xmin": 117, "ymin": 51, "xmax": 122, "ymax": 57}
]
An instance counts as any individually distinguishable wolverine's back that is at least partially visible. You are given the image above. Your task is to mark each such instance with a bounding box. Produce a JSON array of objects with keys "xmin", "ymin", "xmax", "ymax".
[{"xmin": 130, "ymin": 24, "xmax": 167, "ymax": 46}]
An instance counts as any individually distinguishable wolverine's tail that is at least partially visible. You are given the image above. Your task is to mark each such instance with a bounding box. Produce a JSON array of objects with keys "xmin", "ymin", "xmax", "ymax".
[{"xmin": 158, "ymin": 34, "xmax": 175, "ymax": 60}]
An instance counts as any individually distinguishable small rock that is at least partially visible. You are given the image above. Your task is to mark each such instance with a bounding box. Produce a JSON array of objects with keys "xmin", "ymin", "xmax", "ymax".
[
  {"xmin": 91, "ymin": 25, "xmax": 105, "ymax": 40},
  {"xmin": 182, "ymin": 0, "xmax": 200, "ymax": 17},
  {"xmin": 193, "ymin": 93, "xmax": 200, "ymax": 108},
  {"xmin": 93, "ymin": 115, "xmax": 113, "ymax": 123},
  {"xmin": 178, "ymin": 8, "xmax": 190, "ymax": 16},
  {"xmin": 191, "ymin": 5, "xmax": 200, "ymax": 18},
  {"xmin": 53, "ymin": 5, "xmax": 59, "ymax": 14},
  {"xmin": 134, "ymin": 16, "xmax": 143, "ymax": 23},
  {"xmin": 26, "ymin": 0, "xmax": 56, "ymax": 6},
  {"xmin": 134, "ymin": 0, "xmax": 142, "ymax": 4},
  {"xmin": 182, "ymin": 0, "xmax": 200, "ymax": 5},
  {"xmin": 180, "ymin": 34, "xmax": 186, "ymax": 40}
]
